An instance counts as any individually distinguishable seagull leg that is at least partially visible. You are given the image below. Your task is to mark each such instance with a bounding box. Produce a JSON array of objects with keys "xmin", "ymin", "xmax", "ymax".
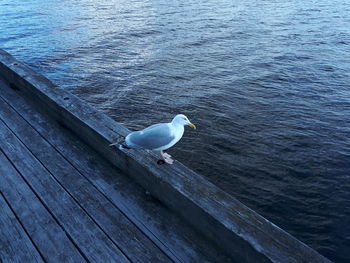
[{"xmin": 160, "ymin": 150, "xmax": 174, "ymax": 164}]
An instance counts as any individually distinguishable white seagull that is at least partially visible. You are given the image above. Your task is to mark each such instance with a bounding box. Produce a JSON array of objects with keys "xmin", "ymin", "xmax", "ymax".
[{"xmin": 110, "ymin": 114, "xmax": 196, "ymax": 164}]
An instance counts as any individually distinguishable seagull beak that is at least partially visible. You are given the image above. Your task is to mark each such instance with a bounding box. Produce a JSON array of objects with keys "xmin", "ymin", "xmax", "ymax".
[{"xmin": 188, "ymin": 123, "xmax": 196, "ymax": 129}]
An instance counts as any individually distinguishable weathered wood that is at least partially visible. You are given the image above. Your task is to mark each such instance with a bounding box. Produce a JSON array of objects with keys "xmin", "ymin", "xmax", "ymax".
[
  {"xmin": 0, "ymin": 78, "xmax": 231, "ymax": 263},
  {"xmin": 0, "ymin": 149, "xmax": 86, "ymax": 263},
  {"xmin": 0, "ymin": 87, "xmax": 172, "ymax": 263},
  {"xmin": 0, "ymin": 191, "xmax": 43, "ymax": 263},
  {"xmin": 0, "ymin": 119, "xmax": 130, "ymax": 263},
  {"xmin": 0, "ymin": 49, "xmax": 332, "ymax": 263}
]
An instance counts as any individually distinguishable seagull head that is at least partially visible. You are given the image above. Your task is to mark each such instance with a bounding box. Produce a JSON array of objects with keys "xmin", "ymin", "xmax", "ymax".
[{"xmin": 172, "ymin": 114, "xmax": 196, "ymax": 129}]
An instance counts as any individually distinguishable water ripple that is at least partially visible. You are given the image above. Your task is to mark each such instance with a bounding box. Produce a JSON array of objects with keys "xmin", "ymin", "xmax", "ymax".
[{"xmin": 1, "ymin": 0, "xmax": 350, "ymax": 261}]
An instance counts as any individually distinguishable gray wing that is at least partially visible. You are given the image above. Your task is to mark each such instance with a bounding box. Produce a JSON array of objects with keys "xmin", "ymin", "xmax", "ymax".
[{"xmin": 125, "ymin": 123, "xmax": 175, "ymax": 150}]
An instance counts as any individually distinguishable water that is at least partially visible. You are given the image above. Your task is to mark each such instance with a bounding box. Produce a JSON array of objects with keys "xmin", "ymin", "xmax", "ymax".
[{"xmin": 1, "ymin": 0, "xmax": 350, "ymax": 261}]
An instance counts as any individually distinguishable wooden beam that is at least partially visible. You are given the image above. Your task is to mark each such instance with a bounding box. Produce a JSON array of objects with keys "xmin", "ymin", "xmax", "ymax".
[{"xmin": 0, "ymin": 48, "xmax": 332, "ymax": 263}]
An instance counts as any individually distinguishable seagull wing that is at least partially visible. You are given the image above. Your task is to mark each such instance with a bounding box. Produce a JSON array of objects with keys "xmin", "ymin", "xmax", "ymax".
[{"xmin": 125, "ymin": 123, "xmax": 175, "ymax": 150}]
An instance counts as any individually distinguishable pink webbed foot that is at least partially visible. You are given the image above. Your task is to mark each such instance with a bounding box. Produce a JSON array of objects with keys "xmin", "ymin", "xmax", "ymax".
[
  {"xmin": 163, "ymin": 156, "xmax": 174, "ymax": 164},
  {"xmin": 163, "ymin": 152, "xmax": 172, "ymax": 159},
  {"xmin": 158, "ymin": 151, "xmax": 174, "ymax": 165}
]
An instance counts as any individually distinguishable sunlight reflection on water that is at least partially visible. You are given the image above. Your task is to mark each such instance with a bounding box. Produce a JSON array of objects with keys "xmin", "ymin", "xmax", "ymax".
[{"xmin": 1, "ymin": 0, "xmax": 350, "ymax": 261}]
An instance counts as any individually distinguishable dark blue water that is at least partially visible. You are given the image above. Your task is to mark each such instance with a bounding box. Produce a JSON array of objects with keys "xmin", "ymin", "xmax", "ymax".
[{"xmin": 1, "ymin": 0, "xmax": 350, "ymax": 261}]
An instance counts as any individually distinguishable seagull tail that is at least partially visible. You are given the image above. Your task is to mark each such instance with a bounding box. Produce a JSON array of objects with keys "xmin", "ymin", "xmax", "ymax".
[{"xmin": 109, "ymin": 140, "xmax": 130, "ymax": 149}]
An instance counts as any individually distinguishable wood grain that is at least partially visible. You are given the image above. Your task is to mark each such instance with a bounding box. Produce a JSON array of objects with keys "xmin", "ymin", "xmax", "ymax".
[
  {"xmin": 0, "ymin": 150, "xmax": 86, "ymax": 262},
  {"xmin": 0, "ymin": 191, "xmax": 43, "ymax": 263}
]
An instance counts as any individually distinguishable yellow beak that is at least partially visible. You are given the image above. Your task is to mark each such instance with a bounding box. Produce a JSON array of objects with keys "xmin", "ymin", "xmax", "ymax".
[{"xmin": 188, "ymin": 123, "xmax": 196, "ymax": 129}]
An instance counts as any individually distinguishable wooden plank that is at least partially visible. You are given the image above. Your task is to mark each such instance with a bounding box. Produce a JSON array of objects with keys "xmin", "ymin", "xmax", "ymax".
[
  {"xmin": 0, "ymin": 119, "xmax": 130, "ymax": 263},
  {"xmin": 0, "ymin": 78, "xmax": 233, "ymax": 263},
  {"xmin": 0, "ymin": 90, "xmax": 172, "ymax": 263},
  {"xmin": 0, "ymin": 147, "xmax": 87, "ymax": 262},
  {"xmin": 0, "ymin": 191, "xmax": 43, "ymax": 263}
]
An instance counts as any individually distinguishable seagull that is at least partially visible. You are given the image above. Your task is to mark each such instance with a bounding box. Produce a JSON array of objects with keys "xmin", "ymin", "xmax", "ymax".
[{"xmin": 110, "ymin": 114, "xmax": 196, "ymax": 164}]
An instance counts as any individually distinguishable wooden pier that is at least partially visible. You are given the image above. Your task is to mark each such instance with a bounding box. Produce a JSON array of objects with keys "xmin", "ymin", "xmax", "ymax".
[{"xmin": 0, "ymin": 49, "xmax": 331, "ymax": 263}]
